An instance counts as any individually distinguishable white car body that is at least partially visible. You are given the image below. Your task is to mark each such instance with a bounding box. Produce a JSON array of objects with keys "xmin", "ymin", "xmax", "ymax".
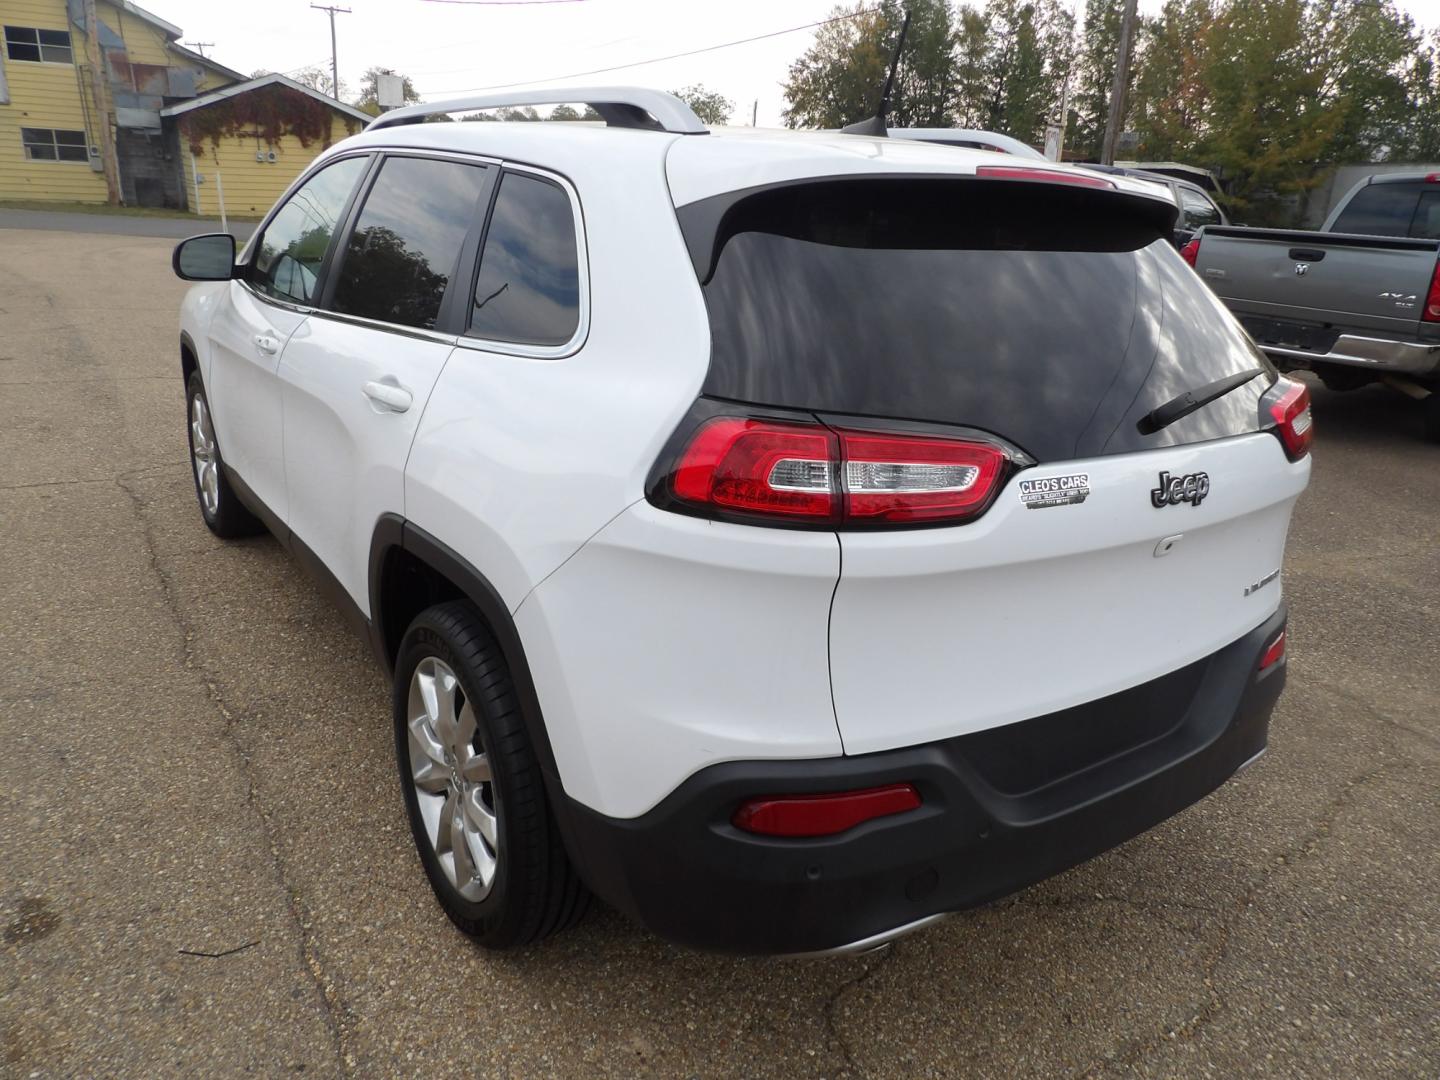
[{"xmin": 177, "ymin": 90, "xmax": 1311, "ymax": 954}]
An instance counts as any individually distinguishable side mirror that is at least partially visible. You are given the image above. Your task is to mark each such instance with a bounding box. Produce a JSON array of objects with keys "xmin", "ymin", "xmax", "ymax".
[{"xmin": 173, "ymin": 233, "xmax": 237, "ymax": 281}]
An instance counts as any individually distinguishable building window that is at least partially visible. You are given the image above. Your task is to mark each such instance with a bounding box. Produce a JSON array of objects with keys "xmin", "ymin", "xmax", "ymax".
[
  {"xmin": 4, "ymin": 26, "xmax": 74, "ymax": 64},
  {"xmin": 22, "ymin": 128, "xmax": 89, "ymax": 162}
]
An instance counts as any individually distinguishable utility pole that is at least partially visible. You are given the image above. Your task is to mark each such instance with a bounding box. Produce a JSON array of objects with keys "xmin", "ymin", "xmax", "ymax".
[
  {"xmin": 81, "ymin": 0, "xmax": 120, "ymax": 204},
  {"xmin": 310, "ymin": 4, "xmax": 350, "ymax": 100},
  {"xmin": 752, "ymin": 100, "xmax": 758, "ymax": 127},
  {"xmin": 183, "ymin": 41, "xmax": 213, "ymax": 58},
  {"xmin": 1100, "ymin": 0, "xmax": 1138, "ymax": 165}
]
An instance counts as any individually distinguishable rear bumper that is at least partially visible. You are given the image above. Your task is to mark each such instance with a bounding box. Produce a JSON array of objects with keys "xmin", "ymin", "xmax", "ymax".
[
  {"xmin": 1250, "ymin": 331, "xmax": 1440, "ymax": 378},
  {"xmin": 553, "ymin": 606, "xmax": 1289, "ymax": 955}
]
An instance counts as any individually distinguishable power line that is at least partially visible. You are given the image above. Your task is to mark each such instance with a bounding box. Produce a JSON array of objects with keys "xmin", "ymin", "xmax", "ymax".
[
  {"xmin": 423, "ymin": 8, "xmax": 871, "ymax": 97},
  {"xmin": 419, "ymin": 0, "xmax": 586, "ymax": 4}
]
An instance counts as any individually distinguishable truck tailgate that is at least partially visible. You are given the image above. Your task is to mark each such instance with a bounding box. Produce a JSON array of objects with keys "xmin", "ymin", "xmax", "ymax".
[{"xmin": 1196, "ymin": 226, "xmax": 1439, "ymax": 335}]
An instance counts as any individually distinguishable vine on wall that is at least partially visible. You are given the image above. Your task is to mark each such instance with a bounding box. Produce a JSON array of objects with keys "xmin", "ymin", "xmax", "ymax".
[{"xmin": 180, "ymin": 83, "xmax": 359, "ymax": 156}]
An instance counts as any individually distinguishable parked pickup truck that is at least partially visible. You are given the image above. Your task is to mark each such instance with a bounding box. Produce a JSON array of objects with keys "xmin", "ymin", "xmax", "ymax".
[{"xmin": 1184, "ymin": 172, "xmax": 1440, "ymax": 441}]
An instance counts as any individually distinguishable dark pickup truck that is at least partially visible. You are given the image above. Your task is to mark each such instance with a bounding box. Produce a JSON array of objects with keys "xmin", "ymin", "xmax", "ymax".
[{"xmin": 1185, "ymin": 172, "xmax": 1440, "ymax": 441}]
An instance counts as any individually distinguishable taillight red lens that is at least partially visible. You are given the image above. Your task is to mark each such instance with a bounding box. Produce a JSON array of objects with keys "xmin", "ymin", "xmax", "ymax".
[
  {"xmin": 1180, "ymin": 237, "xmax": 1200, "ymax": 267},
  {"xmin": 1423, "ymin": 259, "xmax": 1440, "ymax": 322},
  {"xmin": 839, "ymin": 430, "xmax": 1007, "ymax": 524},
  {"xmin": 668, "ymin": 417, "xmax": 1009, "ymax": 527},
  {"xmin": 1267, "ymin": 378, "xmax": 1313, "ymax": 461},
  {"xmin": 1259, "ymin": 630, "xmax": 1286, "ymax": 671},
  {"xmin": 975, "ymin": 164, "xmax": 1116, "ymax": 190},
  {"xmin": 732, "ymin": 783, "xmax": 922, "ymax": 838},
  {"xmin": 672, "ymin": 417, "xmax": 838, "ymax": 521}
]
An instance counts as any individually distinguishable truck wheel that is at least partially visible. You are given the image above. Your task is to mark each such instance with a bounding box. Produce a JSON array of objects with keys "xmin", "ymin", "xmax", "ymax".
[
  {"xmin": 393, "ymin": 601, "xmax": 589, "ymax": 947},
  {"xmin": 186, "ymin": 372, "xmax": 262, "ymax": 538}
]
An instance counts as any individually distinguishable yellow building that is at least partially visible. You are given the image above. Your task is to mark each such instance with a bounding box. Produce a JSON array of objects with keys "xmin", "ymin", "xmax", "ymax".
[
  {"xmin": 0, "ymin": 0, "xmax": 242, "ymax": 205},
  {"xmin": 163, "ymin": 74, "xmax": 370, "ymax": 219}
]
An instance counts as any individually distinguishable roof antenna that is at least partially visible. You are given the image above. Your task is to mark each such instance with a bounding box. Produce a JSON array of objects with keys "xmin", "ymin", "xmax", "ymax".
[{"xmin": 841, "ymin": 7, "xmax": 911, "ymax": 137}]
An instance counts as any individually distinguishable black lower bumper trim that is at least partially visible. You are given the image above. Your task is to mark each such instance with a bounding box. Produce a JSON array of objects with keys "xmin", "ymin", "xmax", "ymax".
[{"xmin": 553, "ymin": 607, "xmax": 1288, "ymax": 955}]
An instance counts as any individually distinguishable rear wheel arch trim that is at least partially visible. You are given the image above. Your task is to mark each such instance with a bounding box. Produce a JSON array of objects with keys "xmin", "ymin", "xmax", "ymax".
[{"xmin": 368, "ymin": 514, "xmax": 562, "ymax": 783}]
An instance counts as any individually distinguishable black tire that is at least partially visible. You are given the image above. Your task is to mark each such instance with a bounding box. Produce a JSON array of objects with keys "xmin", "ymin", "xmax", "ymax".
[
  {"xmin": 185, "ymin": 371, "xmax": 263, "ymax": 538},
  {"xmin": 393, "ymin": 601, "xmax": 589, "ymax": 947}
]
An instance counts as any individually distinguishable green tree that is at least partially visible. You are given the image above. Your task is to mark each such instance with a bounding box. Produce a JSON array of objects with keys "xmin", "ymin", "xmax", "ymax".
[
  {"xmin": 355, "ymin": 67, "xmax": 421, "ymax": 116},
  {"xmin": 671, "ymin": 84, "xmax": 735, "ymax": 125},
  {"xmin": 1072, "ymin": 0, "xmax": 1126, "ymax": 159},
  {"xmin": 1129, "ymin": 0, "xmax": 1214, "ymax": 161},
  {"xmin": 983, "ymin": 0, "xmax": 1074, "ymax": 145},
  {"xmin": 951, "ymin": 5, "xmax": 992, "ymax": 127},
  {"xmin": 783, "ymin": 4, "xmax": 896, "ymax": 128}
]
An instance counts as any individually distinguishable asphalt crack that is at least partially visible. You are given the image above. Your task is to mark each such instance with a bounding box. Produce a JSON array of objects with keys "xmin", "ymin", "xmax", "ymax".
[
  {"xmin": 116, "ymin": 471, "xmax": 356, "ymax": 1078},
  {"xmin": 1070, "ymin": 759, "xmax": 1413, "ymax": 1078},
  {"xmin": 821, "ymin": 942, "xmax": 900, "ymax": 1079}
]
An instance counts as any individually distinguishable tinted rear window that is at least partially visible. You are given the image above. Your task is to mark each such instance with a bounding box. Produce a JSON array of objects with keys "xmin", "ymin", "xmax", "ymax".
[
  {"xmin": 681, "ymin": 179, "xmax": 1271, "ymax": 463},
  {"xmin": 1331, "ymin": 182, "xmax": 1421, "ymax": 237},
  {"xmin": 331, "ymin": 156, "xmax": 490, "ymax": 330}
]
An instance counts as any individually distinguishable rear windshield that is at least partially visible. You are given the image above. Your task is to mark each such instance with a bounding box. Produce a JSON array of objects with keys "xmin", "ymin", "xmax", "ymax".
[
  {"xmin": 1331, "ymin": 181, "xmax": 1430, "ymax": 238},
  {"xmin": 679, "ymin": 179, "xmax": 1272, "ymax": 462}
]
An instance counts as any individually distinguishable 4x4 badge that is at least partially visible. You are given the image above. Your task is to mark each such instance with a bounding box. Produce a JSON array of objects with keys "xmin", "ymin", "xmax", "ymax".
[{"xmin": 1151, "ymin": 470, "xmax": 1210, "ymax": 508}]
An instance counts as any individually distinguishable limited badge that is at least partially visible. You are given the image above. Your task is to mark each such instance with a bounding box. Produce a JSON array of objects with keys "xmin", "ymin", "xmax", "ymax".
[{"xmin": 1018, "ymin": 472, "xmax": 1090, "ymax": 509}]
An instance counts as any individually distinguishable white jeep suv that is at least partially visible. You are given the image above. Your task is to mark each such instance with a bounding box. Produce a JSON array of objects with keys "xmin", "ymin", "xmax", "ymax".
[{"xmin": 172, "ymin": 88, "xmax": 1312, "ymax": 955}]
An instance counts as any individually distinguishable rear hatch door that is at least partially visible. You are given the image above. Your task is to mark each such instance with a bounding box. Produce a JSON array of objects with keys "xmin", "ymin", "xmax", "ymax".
[{"xmin": 683, "ymin": 176, "xmax": 1310, "ymax": 753}]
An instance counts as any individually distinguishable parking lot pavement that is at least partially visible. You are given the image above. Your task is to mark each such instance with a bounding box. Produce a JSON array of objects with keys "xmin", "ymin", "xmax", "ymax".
[{"xmin": 1, "ymin": 225, "xmax": 1436, "ymax": 1080}]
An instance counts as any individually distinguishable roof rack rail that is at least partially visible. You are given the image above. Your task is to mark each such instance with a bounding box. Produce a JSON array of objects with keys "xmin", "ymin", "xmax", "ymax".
[{"xmin": 367, "ymin": 85, "xmax": 708, "ymax": 134}]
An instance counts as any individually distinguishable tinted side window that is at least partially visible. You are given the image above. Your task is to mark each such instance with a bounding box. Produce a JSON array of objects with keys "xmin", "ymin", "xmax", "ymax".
[
  {"xmin": 251, "ymin": 156, "xmax": 368, "ymax": 304},
  {"xmin": 1331, "ymin": 182, "xmax": 1421, "ymax": 237},
  {"xmin": 469, "ymin": 172, "xmax": 580, "ymax": 347},
  {"xmin": 1410, "ymin": 190, "xmax": 1440, "ymax": 240},
  {"xmin": 1179, "ymin": 187, "xmax": 1220, "ymax": 228},
  {"xmin": 330, "ymin": 156, "xmax": 490, "ymax": 330}
]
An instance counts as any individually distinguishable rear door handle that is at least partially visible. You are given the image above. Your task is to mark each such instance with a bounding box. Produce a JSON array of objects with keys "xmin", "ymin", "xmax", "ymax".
[
  {"xmin": 1288, "ymin": 248, "xmax": 1326, "ymax": 262},
  {"xmin": 363, "ymin": 379, "xmax": 413, "ymax": 413},
  {"xmin": 253, "ymin": 333, "xmax": 280, "ymax": 355}
]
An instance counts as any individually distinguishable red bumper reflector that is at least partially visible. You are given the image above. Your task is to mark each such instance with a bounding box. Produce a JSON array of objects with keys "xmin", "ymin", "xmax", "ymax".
[
  {"xmin": 1260, "ymin": 630, "xmax": 1286, "ymax": 671},
  {"xmin": 732, "ymin": 783, "xmax": 922, "ymax": 838}
]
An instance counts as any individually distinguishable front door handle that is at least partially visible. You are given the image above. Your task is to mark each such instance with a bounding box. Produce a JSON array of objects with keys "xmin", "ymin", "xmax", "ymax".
[
  {"xmin": 363, "ymin": 379, "xmax": 413, "ymax": 413},
  {"xmin": 253, "ymin": 333, "xmax": 280, "ymax": 355}
]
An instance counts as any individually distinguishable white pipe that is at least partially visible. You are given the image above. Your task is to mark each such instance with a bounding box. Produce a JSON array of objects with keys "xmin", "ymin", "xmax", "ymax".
[{"xmin": 215, "ymin": 169, "xmax": 228, "ymax": 235}]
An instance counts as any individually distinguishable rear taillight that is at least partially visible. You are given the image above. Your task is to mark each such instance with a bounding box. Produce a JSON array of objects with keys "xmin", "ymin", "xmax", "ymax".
[
  {"xmin": 732, "ymin": 783, "xmax": 922, "ymax": 838},
  {"xmin": 664, "ymin": 416, "xmax": 1010, "ymax": 527},
  {"xmin": 1424, "ymin": 259, "xmax": 1440, "ymax": 322},
  {"xmin": 672, "ymin": 417, "xmax": 839, "ymax": 520},
  {"xmin": 1180, "ymin": 237, "xmax": 1200, "ymax": 267},
  {"xmin": 974, "ymin": 165, "xmax": 1116, "ymax": 190},
  {"xmin": 1259, "ymin": 630, "xmax": 1286, "ymax": 671},
  {"xmin": 1265, "ymin": 378, "xmax": 1313, "ymax": 461}
]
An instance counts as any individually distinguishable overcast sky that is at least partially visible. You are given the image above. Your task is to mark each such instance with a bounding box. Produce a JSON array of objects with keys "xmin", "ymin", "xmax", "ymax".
[{"xmin": 158, "ymin": 0, "xmax": 1440, "ymax": 127}]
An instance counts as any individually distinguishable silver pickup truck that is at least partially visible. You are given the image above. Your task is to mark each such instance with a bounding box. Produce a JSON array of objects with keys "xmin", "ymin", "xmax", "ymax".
[{"xmin": 1186, "ymin": 172, "xmax": 1440, "ymax": 441}]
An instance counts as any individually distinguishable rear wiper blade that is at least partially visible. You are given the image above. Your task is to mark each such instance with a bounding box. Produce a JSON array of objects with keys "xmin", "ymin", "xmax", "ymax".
[{"xmin": 1137, "ymin": 367, "xmax": 1266, "ymax": 435}]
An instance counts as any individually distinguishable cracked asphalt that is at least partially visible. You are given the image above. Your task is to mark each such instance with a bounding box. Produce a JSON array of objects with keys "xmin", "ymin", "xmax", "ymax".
[{"xmin": 1, "ymin": 225, "xmax": 1437, "ymax": 1079}]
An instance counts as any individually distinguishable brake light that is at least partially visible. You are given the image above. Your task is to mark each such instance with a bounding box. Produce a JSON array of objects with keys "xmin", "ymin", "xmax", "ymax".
[
  {"xmin": 1259, "ymin": 630, "xmax": 1286, "ymax": 671},
  {"xmin": 974, "ymin": 165, "xmax": 1116, "ymax": 190},
  {"xmin": 672, "ymin": 417, "xmax": 838, "ymax": 520},
  {"xmin": 1180, "ymin": 237, "xmax": 1200, "ymax": 267},
  {"xmin": 1266, "ymin": 378, "xmax": 1313, "ymax": 461},
  {"xmin": 666, "ymin": 416, "xmax": 1009, "ymax": 527},
  {"xmin": 732, "ymin": 783, "xmax": 922, "ymax": 838},
  {"xmin": 1424, "ymin": 259, "xmax": 1440, "ymax": 322}
]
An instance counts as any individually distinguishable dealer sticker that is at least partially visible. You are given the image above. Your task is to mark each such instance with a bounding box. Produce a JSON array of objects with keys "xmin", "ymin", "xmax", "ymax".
[{"xmin": 1018, "ymin": 472, "xmax": 1090, "ymax": 509}]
